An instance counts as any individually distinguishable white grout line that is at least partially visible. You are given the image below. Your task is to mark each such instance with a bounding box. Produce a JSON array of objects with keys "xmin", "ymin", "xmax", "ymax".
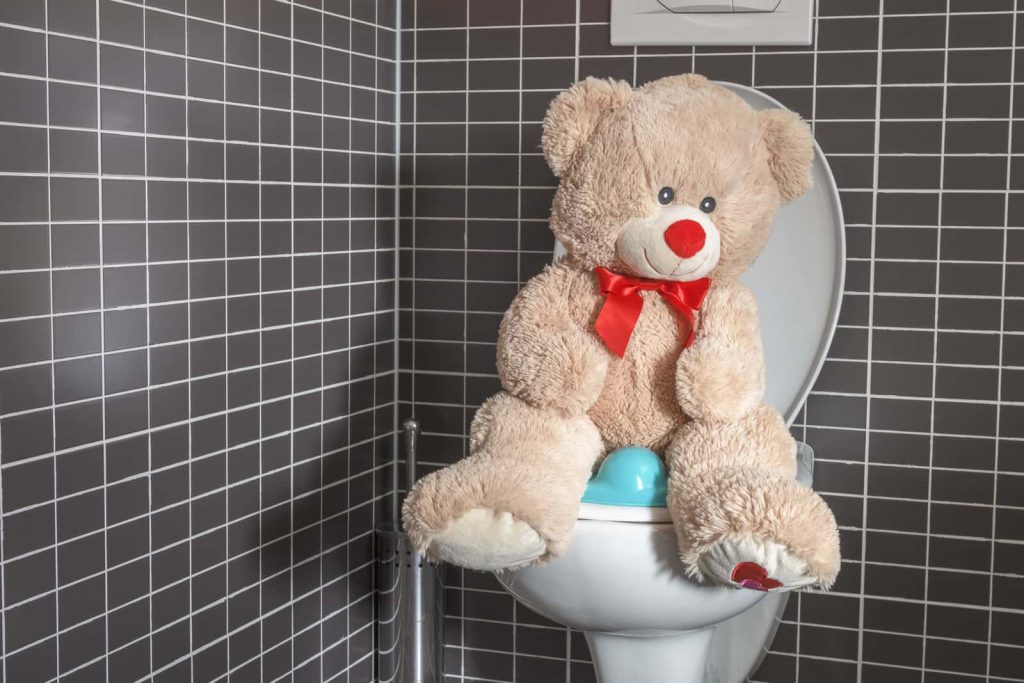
[
  {"xmin": 919, "ymin": 4, "xmax": 951, "ymax": 678},
  {"xmin": 42, "ymin": 0, "xmax": 56, "ymax": 679},
  {"xmin": 143, "ymin": 0, "xmax": 156, "ymax": 678},
  {"xmin": 219, "ymin": 0, "xmax": 229, "ymax": 676},
  {"xmin": 321, "ymin": 1, "xmax": 329, "ymax": 680},
  {"xmin": 288, "ymin": 0, "xmax": 296, "ymax": 677},
  {"xmin": 856, "ymin": 2, "xmax": 885, "ymax": 679},
  {"xmin": 182, "ymin": 2, "xmax": 194, "ymax": 678},
  {"xmin": 986, "ymin": 0, "xmax": 1018, "ymax": 679},
  {"xmin": 256, "ymin": 2, "xmax": 264, "ymax": 676},
  {"xmin": 93, "ymin": 0, "xmax": 111, "ymax": 679},
  {"xmin": 461, "ymin": 2, "xmax": 470, "ymax": 679}
]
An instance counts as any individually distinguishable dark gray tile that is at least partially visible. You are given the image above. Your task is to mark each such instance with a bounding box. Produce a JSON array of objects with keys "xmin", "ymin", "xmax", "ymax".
[
  {"xmin": 100, "ymin": 0, "xmax": 143, "ymax": 45},
  {"xmin": 100, "ymin": 43, "xmax": 145, "ymax": 88},
  {"xmin": 188, "ymin": 99, "xmax": 225, "ymax": 139},
  {"xmin": 102, "ymin": 179, "xmax": 146, "ymax": 220},
  {"xmin": 53, "ymin": 356, "xmax": 102, "ymax": 405},
  {"xmin": 146, "ymin": 52, "xmax": 187, "ymax": 95},
  {"xmin": 1, "ymin": 409, "xmax": 54, "ymax": 463},
  {"xmin": 944, "ymin": 155, "xmax": 1008, "ymax": 192},
  {"xmin": 188, "ymin": 59, "xmax": 225, "ymax": 100},
  {"xmin": 0, "ymin": 271, "xmax": 48, "ymax": 319},
  {"xmin": 49, "ymin": 35, "xmax": 97, "ymax": 83},
  {"xmin": 104, "ymin": 307, "xmax": 148, "ymax": 351},
  {"xmin": 0, "ymin": 27, "xmax": 42, "ymax": 79},
  {"xmin": 101, "ymin": 88, "xmax": 146, "ymax": 132},
  {"xmin": 188, "ymin": 18, "xmax": 225, "ymax": 61},
  {"xmin": 947, "ymin": 84, "xmax": 1010, "ymax": 119},
  {"xmin": 0, "ymin": 175, "xmax": 47, "ymax": 222},
  {"xmin": 50, "ymin": 0, "xmax": 97, "ymax": 37},
  {"xmin": 0, "ymin": 223, "xmax": 48, "ymax": 271},
  {"xmin": 147, "ymin": 7, "xmax": 186, "ymax": 53},
  {"xmin": 104, "ymin": 266, "xmax": 148, "ymax": 308},
  {"xmin": 0, "ymin": 363, "xmax": 52, "ymax": 413},
  {"xmin": 0, "ymin": 75, "xmax": 46, "ymax": 124},
  {"xmin": 51, "ymin": 268, "xmax": 100, "ymax": 314},
  {"xmin": 51, "ymin": 177, "xmax": 99, "ymax": 222},
  {"xmin": 47, "ymin": 82, "xmax": 96, "ymax": 128},
  {"xmin": 948, "ymin": 48, "xmax": 1012, "ymax": 84},
  {"xmin": 147, "ymin": 94, "xmax": 186, "ymax": 135},
  {"xmin": 102, "ymin": 223, "xmax": 146, "ymax": 264},
  {"xmin": 0, "ymin": 125, "xmax": 46, "ymax": 173},
  {"xmin": 0, "ymin": 0, "xmax": 44, "ymax": 27},
  {"xmin": 950, "ymin": 12, "xmax": 1013, "ymax": 49},
  {"xmin": 49, "ymin": 129, "xmax": 98, "ymax": 175}
]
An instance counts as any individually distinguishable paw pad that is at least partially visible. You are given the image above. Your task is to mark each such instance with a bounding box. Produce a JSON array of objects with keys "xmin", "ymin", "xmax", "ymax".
[{"xmin": 731, "ymin": 561, "xmax": 783, "ymax": 591}]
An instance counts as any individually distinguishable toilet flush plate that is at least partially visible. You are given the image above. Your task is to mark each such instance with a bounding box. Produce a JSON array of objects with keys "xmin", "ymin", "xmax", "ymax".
[{"xmin": 611, "ymin": 0, "xmax": 813, "ymax": 46}]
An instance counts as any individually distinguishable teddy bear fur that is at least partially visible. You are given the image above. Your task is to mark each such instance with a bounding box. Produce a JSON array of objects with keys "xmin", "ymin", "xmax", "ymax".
[{"xmin": 402, "ymin": 74, "xmax": 841, "ymax": 591}]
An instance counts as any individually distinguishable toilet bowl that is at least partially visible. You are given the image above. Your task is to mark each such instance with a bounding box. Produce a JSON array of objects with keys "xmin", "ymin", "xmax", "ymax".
[
  {"xmin": 494, "ymin": 82, "xmax": 845, "ymax": 683},
  {"xmin": 497, "ymin": 444, "xmax": 815, "ymax": 683}
]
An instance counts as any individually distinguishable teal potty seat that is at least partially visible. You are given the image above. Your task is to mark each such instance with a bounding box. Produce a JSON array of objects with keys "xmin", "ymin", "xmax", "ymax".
[{"xmin": 582, "ymin": 446, "xmax": 668, "ymax": 508}]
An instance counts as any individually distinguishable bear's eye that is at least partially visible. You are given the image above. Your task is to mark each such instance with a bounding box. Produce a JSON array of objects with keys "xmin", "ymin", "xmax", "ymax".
[
  {"xmin": 657, "ymin": 187, "xmax": 675, "ymax": 205},
  {"xmin": 699, "ymin": 196, "xmax": 717, "ymax": 214}
]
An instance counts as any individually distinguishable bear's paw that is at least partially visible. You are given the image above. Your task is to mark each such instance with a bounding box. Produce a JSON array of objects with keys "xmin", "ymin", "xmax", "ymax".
[
  {"xmin": 426, "ymin": 508, "xmax": 546, "ymax": 571},
  {"xmin": 697, "ymin": 534, "xmax": 819, "ymax": 592}
]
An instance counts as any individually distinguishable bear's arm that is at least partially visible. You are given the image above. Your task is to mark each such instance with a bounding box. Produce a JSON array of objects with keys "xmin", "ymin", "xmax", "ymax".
[
  {"xmin": 675, "ymin": 280, "xmax": 766, "ymax": 423},
  {"xmin": 496, "ymin": 261, "xmax": 610, "ymax": 416}
]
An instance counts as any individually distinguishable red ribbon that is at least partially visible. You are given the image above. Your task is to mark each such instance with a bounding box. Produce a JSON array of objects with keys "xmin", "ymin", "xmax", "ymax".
[{"xmin": 593, "ymin": 266, "xmax": 711, "ymax": 357}]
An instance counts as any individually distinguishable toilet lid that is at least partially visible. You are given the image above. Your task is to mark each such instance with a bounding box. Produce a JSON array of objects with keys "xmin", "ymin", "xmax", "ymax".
[{"xmin": 554, "ymin": 81, "xmax": 845, "ymax": 427}]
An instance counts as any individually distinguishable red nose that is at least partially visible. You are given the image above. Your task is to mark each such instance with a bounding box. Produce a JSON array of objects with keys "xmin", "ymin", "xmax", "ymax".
[{"xmin": 664, "ymin": 219, "xmax": 706, "ymax": 258}]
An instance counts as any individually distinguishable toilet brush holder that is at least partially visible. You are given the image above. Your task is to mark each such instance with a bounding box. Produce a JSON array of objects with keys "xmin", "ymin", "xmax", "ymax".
[
  {"xmin": 376, "ymin": 524, "xmax": 443, "ymax": 683},
  {"xmin": 376, "ymin": 420, "xmax": 443, "ymax": 683}
]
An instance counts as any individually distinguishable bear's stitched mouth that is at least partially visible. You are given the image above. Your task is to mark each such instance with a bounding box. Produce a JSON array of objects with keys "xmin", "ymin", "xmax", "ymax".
[
  {"xmin": 641, "ymin": 248, "xmax": 666, "ymax": 277},
  {"xmin": 642, "ymin": 247, "xmax": 711, "ymax": 281},
  {"xmin": 671, "ymin": 250, "xmax": 712, "ymax": 280}
]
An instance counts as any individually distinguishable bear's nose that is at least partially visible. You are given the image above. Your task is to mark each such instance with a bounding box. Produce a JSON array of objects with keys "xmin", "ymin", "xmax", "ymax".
[{"xmin": 664, "ymin": 219, "xmax": 706, "ymax": 258}]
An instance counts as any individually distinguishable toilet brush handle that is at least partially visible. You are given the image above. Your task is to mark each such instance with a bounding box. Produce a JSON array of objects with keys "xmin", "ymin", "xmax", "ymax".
[{"xmin": 403, "ymin": 418, "xmax": 420, "ymax": 493}]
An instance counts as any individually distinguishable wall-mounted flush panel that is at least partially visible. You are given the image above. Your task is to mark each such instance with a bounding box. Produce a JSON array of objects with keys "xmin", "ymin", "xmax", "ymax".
[{"xmin": 611, "ymin": 0, "xmax": 813, "ymax": 46}]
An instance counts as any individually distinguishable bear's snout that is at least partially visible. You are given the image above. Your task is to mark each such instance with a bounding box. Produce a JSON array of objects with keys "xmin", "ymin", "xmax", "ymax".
[{"xmin": 664, "ymin": 219, "xmax": 706, "ymax": 258}]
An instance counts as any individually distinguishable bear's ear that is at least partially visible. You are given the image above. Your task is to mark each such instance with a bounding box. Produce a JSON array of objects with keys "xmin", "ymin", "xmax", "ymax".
[
  {"xmin": 542, "ymin": 78, "xmax": 633, "ymax": 178},
  {"xmin": 758, "ymin": 108, "xmax": 814, "ymax": 202}
]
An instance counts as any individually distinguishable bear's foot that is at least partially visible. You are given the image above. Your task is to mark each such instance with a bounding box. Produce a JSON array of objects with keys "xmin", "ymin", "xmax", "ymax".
[
  {"xmin": 425, "ymin": 508, "xmax": 547, "ymax": 571},
  {"xmin": 697, "ymin": 535, "xmax": 818, "ymax": 592}
]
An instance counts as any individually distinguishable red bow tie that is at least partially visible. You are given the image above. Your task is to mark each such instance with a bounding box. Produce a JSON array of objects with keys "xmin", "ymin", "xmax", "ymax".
[{"xmin": 594, "ymin": 267, "xmax": 711, "ymax": 357}]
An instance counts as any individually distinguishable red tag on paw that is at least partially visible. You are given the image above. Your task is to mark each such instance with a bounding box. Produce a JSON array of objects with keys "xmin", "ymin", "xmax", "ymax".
[{"xmin": 731, "ymin": 562, "xmax": 783, "ymax": 591}]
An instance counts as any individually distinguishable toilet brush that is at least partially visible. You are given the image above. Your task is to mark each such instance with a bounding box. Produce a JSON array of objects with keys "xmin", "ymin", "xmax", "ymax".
[{"xmin": 376, "ymin": 419, "xmax": 443, "ymax": 682}]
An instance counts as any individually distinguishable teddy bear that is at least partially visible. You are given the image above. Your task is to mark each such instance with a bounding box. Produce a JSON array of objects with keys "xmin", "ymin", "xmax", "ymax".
[{"xmin": 402, "ymin": 74, "xmax": 840, "ymax": 592}]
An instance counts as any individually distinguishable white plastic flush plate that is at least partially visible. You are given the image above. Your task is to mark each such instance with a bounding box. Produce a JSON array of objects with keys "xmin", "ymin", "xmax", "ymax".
[{"xmin": 611, "ymin": 0, "xmax": 813, "ymax": 46}]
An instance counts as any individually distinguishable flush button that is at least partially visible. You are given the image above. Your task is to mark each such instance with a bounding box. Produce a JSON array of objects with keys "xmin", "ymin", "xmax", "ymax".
[
  {"xmin": 612, "ymin": 0, "xmax": 811, "ymax": 46},
  {"xmin": 657, "ymin": 0, "xmax": 782, "ymax": 12}
]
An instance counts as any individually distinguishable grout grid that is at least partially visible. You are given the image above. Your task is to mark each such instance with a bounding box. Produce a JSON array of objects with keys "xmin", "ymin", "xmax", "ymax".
[
  {"xmin": 397, "ymin": 0, "xmax": 1024, "ymax": 682},
  {"xmin": 0, "ymin": 0, "xmax": 399, "ymax": 681},
  {"xmin": 3, "ymin": 0, "xmax": 1024, "ymax": 681}
]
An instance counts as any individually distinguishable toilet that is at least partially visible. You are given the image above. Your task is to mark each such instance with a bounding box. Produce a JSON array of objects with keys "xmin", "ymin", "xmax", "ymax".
[{"xmin": 494, "ymin": 82, "xmax": 845, "ymax": 683}]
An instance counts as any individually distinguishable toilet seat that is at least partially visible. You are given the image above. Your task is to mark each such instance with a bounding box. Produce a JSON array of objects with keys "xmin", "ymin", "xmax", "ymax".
[{"xmin": 578, "ymin": 502, "xmax": 672, "ymax": 522}]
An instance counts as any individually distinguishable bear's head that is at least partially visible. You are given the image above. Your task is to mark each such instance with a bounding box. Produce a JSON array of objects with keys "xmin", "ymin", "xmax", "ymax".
[{"xmin": 542, "ymin": 74, "xmax": 814, "ymax": 282}]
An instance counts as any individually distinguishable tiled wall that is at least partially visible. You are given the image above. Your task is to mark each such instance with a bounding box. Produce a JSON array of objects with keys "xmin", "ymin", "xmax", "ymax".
[
  {"xmin": 398, "ymin": 0, "xmax": 1024, "ymax": 681},
  {"xmin": 0, "ymin": 1, "xmax": 396, "ymax": 681}
]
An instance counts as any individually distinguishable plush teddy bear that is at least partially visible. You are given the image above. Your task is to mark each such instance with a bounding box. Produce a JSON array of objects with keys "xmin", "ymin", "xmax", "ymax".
[{"xmin": 402, "ymin": 74, "xmax": 840, "ymax": 591}]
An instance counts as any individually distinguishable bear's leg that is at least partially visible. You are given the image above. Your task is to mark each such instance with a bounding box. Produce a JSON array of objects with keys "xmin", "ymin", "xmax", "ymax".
[
  {"xmin": 402, "ymin": 391, "xmax": 603, "ymax": 570},
  {"xmin": 666, "ymin": 403, "xmax": 840, "ymax": 591}
]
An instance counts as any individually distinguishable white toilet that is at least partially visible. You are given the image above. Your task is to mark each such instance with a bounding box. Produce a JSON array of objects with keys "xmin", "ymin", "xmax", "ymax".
[{"xmin": 495, "ymin": 83, "xmax": 845, "ymax": 683}]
